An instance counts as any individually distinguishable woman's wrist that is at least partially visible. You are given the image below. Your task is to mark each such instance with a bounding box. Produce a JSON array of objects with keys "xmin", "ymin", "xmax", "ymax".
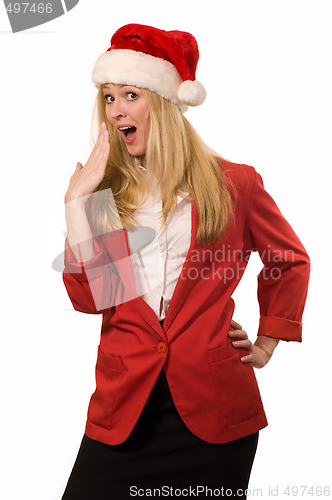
[
  {"xmin": 65, "ymin": 191, "xmax": 91, "ymax": 206},
  {"xmin": 254, "ymin": 335, "xmax": 280, "ymax": 358},
  {"xmin": 65, "ymin": 196, "xmax": 95, "ymax": 261}
]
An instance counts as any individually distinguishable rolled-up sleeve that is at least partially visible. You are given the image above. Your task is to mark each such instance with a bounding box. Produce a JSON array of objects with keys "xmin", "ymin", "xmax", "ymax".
[
  {"xmin": 63, "ymin": 234, "xmax": 120, "ymax": 314},
  {"xmin": 248, "ymin": 172, "xmax": 310, "ymax": 342}
]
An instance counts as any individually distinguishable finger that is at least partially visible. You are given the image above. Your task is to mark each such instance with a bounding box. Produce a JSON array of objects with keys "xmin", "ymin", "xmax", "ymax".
[
  {"xmin": 86, "ymin": 126, "xmax": 109, "ymax": 167},
  {"xmin": 92, "ymin": 130, "xmax": 110, "ymax": 168},
  {"xmin": 85, "ymin": 139, "xmax": 109, "ymax": 188},
  {"xmin": 92, "ymin": 124, "xmax": 107, "ymax": 151},
  {"xmin": 230, "ymin": 319, "xmax": 242, "ymax": 330},
  {"xmin": 96, "ymin": 122, "xmax": 107, "ymax": 140},
  {"xmin": 228, "ymin": 329, "xmax": 248, "ymax": 339},
  {"xmin": 232, "ymin": 339, "xmax": 252, "ymax": 350},
  {"xmin": 93, "ymin": 139, "xmax": 110, "ymax": 172},
  {"xmin": 87, "ymin": 133, "xmax": 107, "ymax": 165},
  {"xmin": 98, "ymin": 123, "xmax": 109, "ymax": 145},
  {"xmin": 240, "ymin": 353, "xmax": 254, "ymax": 364}
]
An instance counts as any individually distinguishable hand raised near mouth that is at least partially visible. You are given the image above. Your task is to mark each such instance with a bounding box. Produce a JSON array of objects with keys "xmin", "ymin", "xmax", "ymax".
[{"xmin": 65, "ymin": 123, "xmax": 110, "ymax": 204}]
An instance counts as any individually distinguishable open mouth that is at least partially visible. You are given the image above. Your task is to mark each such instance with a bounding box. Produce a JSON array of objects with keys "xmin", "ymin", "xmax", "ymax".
[{"xmin": 118, "ymin": 126, "xmax": 137, "ymax": 143}]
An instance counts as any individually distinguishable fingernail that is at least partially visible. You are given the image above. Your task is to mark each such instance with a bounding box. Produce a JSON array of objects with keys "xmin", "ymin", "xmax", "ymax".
[{"xmin": 232, "ymin": 341, "xmax": 238, "ymax": 346}]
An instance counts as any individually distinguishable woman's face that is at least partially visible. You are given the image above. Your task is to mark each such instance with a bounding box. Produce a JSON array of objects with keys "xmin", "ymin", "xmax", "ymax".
[{"xmin": 103, "ymin": 83, "xmax": 150, "ymax": 157}]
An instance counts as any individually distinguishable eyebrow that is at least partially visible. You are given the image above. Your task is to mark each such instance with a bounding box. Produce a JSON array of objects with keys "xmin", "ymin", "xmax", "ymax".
[
  {"xmin": 102, "ymin": 84, "xmax": 137, "ymax": 90},
  {"xmin": 103, "ymin": 84, "xmax": 125, "ymax": 89}
]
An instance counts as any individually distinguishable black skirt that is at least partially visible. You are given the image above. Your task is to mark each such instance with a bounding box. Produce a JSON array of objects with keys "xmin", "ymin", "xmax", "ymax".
[{"xmin": 61, "ymin": 367, "xmax": 258, "ymax": 500}]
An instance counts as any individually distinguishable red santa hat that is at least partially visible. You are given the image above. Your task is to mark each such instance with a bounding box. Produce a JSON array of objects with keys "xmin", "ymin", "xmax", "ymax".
[{"xmin": 91, "ymin": 23, "xmax": 207, "ymax": 112}]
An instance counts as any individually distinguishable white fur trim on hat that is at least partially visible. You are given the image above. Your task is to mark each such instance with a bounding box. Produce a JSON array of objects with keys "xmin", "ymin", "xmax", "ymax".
[{"xmin": 92, "ymin": 49, "xmax": 190, "ymax": 110}]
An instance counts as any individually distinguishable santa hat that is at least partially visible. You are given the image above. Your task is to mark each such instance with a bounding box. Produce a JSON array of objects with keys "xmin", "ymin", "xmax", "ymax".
[{"xmin": 91, "ymin": 23, "xmax": 207, "ymax": 112}]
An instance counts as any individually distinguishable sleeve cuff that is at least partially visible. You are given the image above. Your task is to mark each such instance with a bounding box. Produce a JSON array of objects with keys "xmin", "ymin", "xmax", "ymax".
[
  {"xmin": 257, "ymin": 316, "xmax": 302, "ymax": 342},
  {"xmin": 64, "ymin": 238, "xmax": 112, "ymax": 282}
]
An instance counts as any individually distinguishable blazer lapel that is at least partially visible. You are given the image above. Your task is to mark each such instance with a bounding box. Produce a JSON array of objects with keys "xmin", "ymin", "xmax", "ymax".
[
  {"xmin": 107, "ymin": 228, "xmax": 167, "ymax": 340},
  {"xmin": 163, "ymin": 202, "xmax": 202, "ymax": 332},
  {"xmin": 107, "ymin": 202, "xmax": 201, "ymax": 339}
]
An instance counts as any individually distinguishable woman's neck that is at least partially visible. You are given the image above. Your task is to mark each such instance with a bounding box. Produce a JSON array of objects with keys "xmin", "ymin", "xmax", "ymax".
[{"xmin": 138, "ymin": 155, "xmax": 146, "ymax": 168}]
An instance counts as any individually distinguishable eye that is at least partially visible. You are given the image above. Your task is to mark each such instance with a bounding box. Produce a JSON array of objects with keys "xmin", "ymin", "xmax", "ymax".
[
  {"xmin": 127, "ymin": 92, "xmax": 138, "ymax": 101},
  {"xmin": 104, "ymin": 94, "xmax": 114, "ymax": 103}
]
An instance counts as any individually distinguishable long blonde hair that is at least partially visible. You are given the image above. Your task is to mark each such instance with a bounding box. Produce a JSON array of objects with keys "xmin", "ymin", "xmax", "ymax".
[{"xmin": 91, "ymin": 87, "xmax": 234, "ymax": 245}]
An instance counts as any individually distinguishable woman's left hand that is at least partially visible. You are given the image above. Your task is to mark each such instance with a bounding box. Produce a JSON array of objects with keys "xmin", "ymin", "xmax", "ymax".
[{"xmin": 229, "ymin": 320, "xmax": 279, "ymax": 369}]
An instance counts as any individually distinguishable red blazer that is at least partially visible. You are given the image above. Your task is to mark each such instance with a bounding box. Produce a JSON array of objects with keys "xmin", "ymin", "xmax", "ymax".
[{"xmin": 63, "ymin": 161, "xmax": 310, "ymax": 445}]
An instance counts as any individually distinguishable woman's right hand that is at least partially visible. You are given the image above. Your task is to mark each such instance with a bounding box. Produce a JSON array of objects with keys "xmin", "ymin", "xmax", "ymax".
[{"xmin": 64, "ymin": 122, "xmax": 110, "ymax": 204}]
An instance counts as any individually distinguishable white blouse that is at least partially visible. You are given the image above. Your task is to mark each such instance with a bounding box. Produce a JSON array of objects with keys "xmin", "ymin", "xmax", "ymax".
[{"xmin": 127, "ymin": 190, "xmax": 192, "ymax": 320}]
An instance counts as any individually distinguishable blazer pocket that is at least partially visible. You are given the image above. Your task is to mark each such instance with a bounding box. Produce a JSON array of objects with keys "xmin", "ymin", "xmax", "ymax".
[
  {"xmin": 207, "ymin": 344, "xmax": 262, "ymax": 425},
  {"xmin": 87, "ymin": 346, "xmax": 123, "ymax": 430}
]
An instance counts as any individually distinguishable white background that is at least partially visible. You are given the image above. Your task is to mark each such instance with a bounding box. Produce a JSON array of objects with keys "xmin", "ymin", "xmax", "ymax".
[{"xmin": 0, "ymin": 1, "xmax": 330, "ymax": 499}]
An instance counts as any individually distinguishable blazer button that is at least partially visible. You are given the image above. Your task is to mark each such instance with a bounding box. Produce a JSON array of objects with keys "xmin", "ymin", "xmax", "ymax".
[{"xmin": 157, "ymin": 342, "xmax": 167, "ymax": 353}]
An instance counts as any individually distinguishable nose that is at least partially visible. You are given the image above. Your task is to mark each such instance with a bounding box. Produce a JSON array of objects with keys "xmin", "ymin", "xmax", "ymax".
[{"xmin": 110, "ymin": 99, "xmax": 127, "ymax": 120}]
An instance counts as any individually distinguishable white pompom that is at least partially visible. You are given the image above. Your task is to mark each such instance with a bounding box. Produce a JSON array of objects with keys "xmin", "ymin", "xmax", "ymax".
[{"xmin": 177, "ymin": 80, "xmax": 207, "ymax": 106}]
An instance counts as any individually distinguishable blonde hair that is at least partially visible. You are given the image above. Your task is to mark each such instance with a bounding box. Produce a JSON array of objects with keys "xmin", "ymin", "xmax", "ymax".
[{"xmin": 91, "ymin": 87, "xmax": 234, "ymax": 245}]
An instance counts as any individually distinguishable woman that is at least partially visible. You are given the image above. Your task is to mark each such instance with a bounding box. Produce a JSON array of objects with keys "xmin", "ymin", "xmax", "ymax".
[{"xmin": 61, "ymin": 24, "xmax": 310, "ymax": 499}]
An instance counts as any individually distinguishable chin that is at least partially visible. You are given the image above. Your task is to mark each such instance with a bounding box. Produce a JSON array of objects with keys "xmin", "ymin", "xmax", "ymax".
[{"xmin": 126, "ymin": 146, "xmax": 146, "ymax": 157}]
